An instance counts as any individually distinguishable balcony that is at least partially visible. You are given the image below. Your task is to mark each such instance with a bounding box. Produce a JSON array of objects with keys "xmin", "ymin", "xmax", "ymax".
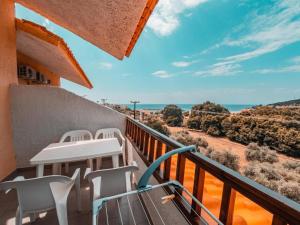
[{"xmin": 1, "ymin": 87, "xmax": 299, "ymax": 225}]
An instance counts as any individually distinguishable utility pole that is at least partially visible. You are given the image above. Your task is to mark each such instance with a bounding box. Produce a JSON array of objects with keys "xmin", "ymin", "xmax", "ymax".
[{"xmin": 130, "ymin": 100, "xmax": 140, "ymax": 119}]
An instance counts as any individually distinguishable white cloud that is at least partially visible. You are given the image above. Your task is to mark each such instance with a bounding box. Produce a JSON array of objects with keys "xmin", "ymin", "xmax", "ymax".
[
  {"xmin": 220, "ymin": 0, "xmax": 300, "ymax": 65},
  {"xmin": 152, "ymin": 70, "xmax": 173, "ymax": 78},
  {"xmin": 194, "ymin": 64, "xmax": 242, "ymax": 77},
  {"xmin": 172, "ymin": 60, "xmax": 197, "ymax": 67},
  {"xmin": 147, "ymin": 0, "xmax": 208, "ymax": 36},
  {"xmin": 255, "ymin": 56, "xmax": 300, "ymax": 74},
  {"xmin": 99, "ymin": 62, "xmax": 113, "ymax": 70}
]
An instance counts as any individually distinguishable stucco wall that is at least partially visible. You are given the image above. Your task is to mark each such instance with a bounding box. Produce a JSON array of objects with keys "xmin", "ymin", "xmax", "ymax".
[
  {"xmin": 0, "ymin": 0, "xmax": 18, "ymax": 180},
  {"xmin": 10, "ymin": 85, "xmax": 126, "ymax": 168}
]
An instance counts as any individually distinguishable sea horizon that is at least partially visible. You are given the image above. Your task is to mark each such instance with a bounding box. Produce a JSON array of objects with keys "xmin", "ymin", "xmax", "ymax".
[{"xmin": 125, "ymin": 103, "xmax": 255, "ymax": 112}]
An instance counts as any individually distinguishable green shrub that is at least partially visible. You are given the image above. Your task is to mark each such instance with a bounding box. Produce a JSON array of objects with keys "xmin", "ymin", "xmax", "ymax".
[
  {"xmin": 187, "ymin": 117, "xmax": 201, "ymax": 129},
  {"xmin": 279, "ymin": 182, "xmax": 300, "ymax": 203},
  {"xmin": 162, "ymin": 105, "xmax": 183, "ymax": 127},
  {"xmin": 188, "ymin": 102, "xmax": 230, "ymax": 137},
  {"xmin": 245, "ymin": 143, "xmax": 278, "ymax": 163},
  {"xmin": 171, "ymin": 131, "xmax": 208, "ymax": 149},
  {"xmin": 243, "ymin": 162, "xmax": 300, "ymax": 203},
  {"xmin": 203, "ymin": 147, "xmax": 240, "ymax": 171},
  {"xmin": 145, "ymin": 119, "xmax": 170, "ymax": 136},
  {"xmin": 282, "ymin": 160, "xmax": 300, "ymax": 172}
]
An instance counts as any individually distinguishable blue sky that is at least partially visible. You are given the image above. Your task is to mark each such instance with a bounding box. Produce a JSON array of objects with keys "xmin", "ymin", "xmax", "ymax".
[{"xmin": 16, "ymin": 0, "xmax": 300, "ymax": 104}]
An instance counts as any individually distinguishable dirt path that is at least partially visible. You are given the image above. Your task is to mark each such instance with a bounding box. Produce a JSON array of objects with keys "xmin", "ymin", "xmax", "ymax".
[{"xmin": 168, "ymin": 126, "xmax": 299, "ymax": 169}]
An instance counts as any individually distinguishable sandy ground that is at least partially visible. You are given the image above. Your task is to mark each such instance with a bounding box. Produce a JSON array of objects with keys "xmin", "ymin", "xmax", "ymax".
[{"xmin": 168, "ymin": 126, "xmax": 299, "ymax": 169}]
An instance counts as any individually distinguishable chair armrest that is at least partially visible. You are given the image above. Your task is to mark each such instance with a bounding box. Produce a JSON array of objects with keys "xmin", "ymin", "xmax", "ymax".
[
  {"xmin": 71, "ymin": 168, "xmax": 81, "ymax": 181},
  {"xmin": 0, "ymin": 176, "xmax": 25, "ymax": 194}
]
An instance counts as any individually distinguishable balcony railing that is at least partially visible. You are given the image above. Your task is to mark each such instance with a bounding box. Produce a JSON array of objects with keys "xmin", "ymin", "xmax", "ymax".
[{"xmin": 126, "ymin": 117, "xmax": 300, "ymax": 225}]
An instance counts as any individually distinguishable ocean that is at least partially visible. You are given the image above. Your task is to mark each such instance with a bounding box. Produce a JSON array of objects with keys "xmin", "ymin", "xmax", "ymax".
[{"xmin": 125, "ymin": 104, "xmax": 254, "ymax": 112}]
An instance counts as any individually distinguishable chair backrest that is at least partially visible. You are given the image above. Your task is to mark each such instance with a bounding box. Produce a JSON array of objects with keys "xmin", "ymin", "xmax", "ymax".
[
  {"xmin": 85, "ymin": 164, "xmax": 138, "ymax": 198},
  {"xmin": 94, "ymin": 128, "xmax": 122, "ymax": 140},
  {"xmin": 0, "ymin": 175, "xmax": 71, "ymax": 213},
  {"xmin": 60, "ymin": 130, "xmax": 93, "ymax": 142}
]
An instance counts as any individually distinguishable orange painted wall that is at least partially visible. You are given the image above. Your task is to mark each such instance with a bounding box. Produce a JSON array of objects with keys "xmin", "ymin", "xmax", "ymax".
[
  {"xmin": 0, "ymin": 0, "xmax": 18, "ymax": 180},
  {"xmin": 17, "ymin": 52, "xmax": 61, "ymax": 87}
]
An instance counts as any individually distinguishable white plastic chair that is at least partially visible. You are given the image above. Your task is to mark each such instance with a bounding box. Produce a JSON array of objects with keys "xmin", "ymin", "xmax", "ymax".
[
  {"xmin": 94, "ymin": 128, "xmax": 126, "ymax": 168},
  {"xmin": 59, "ymin": 130, "xmax": 93, "ymax": 173},
  {"xmin": 84, "ymin": 163, "xmax": 138, "ymax": 208},
  {"xmin": 0, "ymin": 168, "xmax": 81, "ymax": 225}
]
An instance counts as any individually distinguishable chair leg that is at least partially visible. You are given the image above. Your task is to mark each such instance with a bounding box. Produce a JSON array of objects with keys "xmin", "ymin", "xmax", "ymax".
[
  {"xmin": 29, "ymin": 213, "xmax": 38, "ymax": 222},
  {"xmin": 92, "ymin": 213, "xmax": 98, "ymax": 225},
  {"xmin": 16, "ymin": 207, "xmax": 23, "ymax": 225},
  {"xmin": 75, "ymin": 173, "xmax": 81, "ymax": 211},
  {"xmin": 56, "ymin": 203, "xmax": 69, "ymax": 225}
]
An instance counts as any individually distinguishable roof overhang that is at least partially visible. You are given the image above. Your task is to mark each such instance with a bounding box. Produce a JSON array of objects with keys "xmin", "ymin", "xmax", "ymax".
[
  {"xmin": 16, "ymin": 19, "xmax": 93, "ymax": 89},
  {"xmin": 15, "ymin": 0, "xmax": 158, "ymax": 60}
]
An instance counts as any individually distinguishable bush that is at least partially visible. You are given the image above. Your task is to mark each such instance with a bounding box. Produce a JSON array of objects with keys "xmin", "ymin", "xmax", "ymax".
[
  {"xmin": 203, "ymin": 147, "xmax": 240, "ymax": 171},
  {"xmin": 245, "ymin": 143, "xmax": 278, "ymax": 163},
  {"xmin": 162, "ymin": 105, "xmax": 183, "ymax": 127},
  {"xmin": 222, "ymin": 114, "xmax": 300, "ymax": 157},
  {"xmin": 188, "ymin": 102, "xmax": 230, "ymax": 136},
  {"xmin": 145, "ymin": 119, "xmax": 170, "ymax": 136},
  {"xmin": 282, "ymin": 160, "xmax": 300, "ymax": 172},
  {"xmin": 243, "ymin": 162, "xmax": 300, "ymax": 203},
  {"xmin": 279, "ymin": 182, "xmax": 300, "ymax": 203},
  {"xmin": 187, "ymin": 117, "xmax": 201, "ymax": 129},
  {"xmin": 171, "ymin": 131, "xmax": 208, "ymax": 149},
  {"xmin": 190, "ymin": 101, "xmax": 230, "ymax": 117}
]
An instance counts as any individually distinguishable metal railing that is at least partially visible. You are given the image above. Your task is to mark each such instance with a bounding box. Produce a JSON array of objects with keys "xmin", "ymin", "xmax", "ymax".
[{"xmin": 126, "ymin": 117, "xmax": 300, "ymax": 225}]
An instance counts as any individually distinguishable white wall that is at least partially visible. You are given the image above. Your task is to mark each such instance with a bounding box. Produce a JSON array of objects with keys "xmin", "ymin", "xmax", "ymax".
[{"xmin": 10, "ymin": 85, "xmax": 126, "ymax": 168}]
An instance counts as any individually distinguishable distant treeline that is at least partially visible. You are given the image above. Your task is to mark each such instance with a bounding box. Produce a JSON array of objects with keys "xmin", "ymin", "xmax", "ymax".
[
  {"xmin": 269, "ymin": 98, "xmax": 300, "ymax": 106},
  {"xmin": 186, "ymin": 102, "xmax": 300, "ymax": 157}
]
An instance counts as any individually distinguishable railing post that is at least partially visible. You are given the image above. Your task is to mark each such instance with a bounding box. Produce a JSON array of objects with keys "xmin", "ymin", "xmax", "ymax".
[
  {"xmin": 139, "ymin": 129, "xmax": 145, "ymax": 152},
  {"xmin": 155, "ymin": 141, "xmax": 163, "ymax": 174},
  {"xmin": 163, "ymin": 145, "xmax": 172, "ymax": 181},
  {"xmin": 143, "ymin": 132, "xmax": 150, "ymax": 156},
  {"xmin": 219, "ymin": 183, "xmax": 236, "ymax": 225},
  {"xmin": 272, "ymin": 215, "xmax": 287, "ymax": 225},
  {"xmin": 135, "ymin": 125, "xmax": 139, "ymax": 144},
  {"xmin": 132, "ymin": 123, "xmax": 136, "ymax": 141},
  {"xmin": 125, "ymin": 118, "xmax": 129, "ymax": 136},
  {"xmin": 129, "ymin": 121, "xmax": 133, "ymax": 138},
  {"xmin": 155, "ymin": 141, "xmax": 163, "ymax": 160},
  {"xmin": 192, "ymin": 166, "xmax": 205, "ymax": 215},
  {"xmin": 176, "ymin": 154, "xmax": 186, "ymax": 185},
  {"xmin": 136, "ymin": 126, "xmax": 140, "ymax": 147},
  {"xmin": 148, "ymin": 136, "xmax": 156, "ymax": 163}
]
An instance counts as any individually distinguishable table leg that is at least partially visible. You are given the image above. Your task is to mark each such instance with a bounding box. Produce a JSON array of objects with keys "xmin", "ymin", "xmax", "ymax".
[
  {"xmin": 96, "ymin": 158, "xmax": 102, "ymax": 170},
  {"xmin": 37, "ymin": 164, "xmax": 44, "ymax": 177},
  {"xmin": 112, "ymin": 155, "xmax": 119, "ymax": 168}
]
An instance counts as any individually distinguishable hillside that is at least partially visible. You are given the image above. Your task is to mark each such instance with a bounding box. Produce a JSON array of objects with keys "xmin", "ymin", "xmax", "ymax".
[{"xmin": 269, "ymin": 99, "xmax": 300, "ymax": 106}]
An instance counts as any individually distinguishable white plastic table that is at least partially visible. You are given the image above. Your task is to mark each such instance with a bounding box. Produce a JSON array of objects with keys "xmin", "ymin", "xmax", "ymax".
[{"xmin": 30, "ymin": 138, "xmax": 122, "ymax": 177}]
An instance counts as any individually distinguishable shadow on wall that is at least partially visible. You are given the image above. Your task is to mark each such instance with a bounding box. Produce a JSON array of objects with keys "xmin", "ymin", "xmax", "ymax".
[{"xmin": 10, "ymin": 85, "xmax": 126, "ymax": 168}]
